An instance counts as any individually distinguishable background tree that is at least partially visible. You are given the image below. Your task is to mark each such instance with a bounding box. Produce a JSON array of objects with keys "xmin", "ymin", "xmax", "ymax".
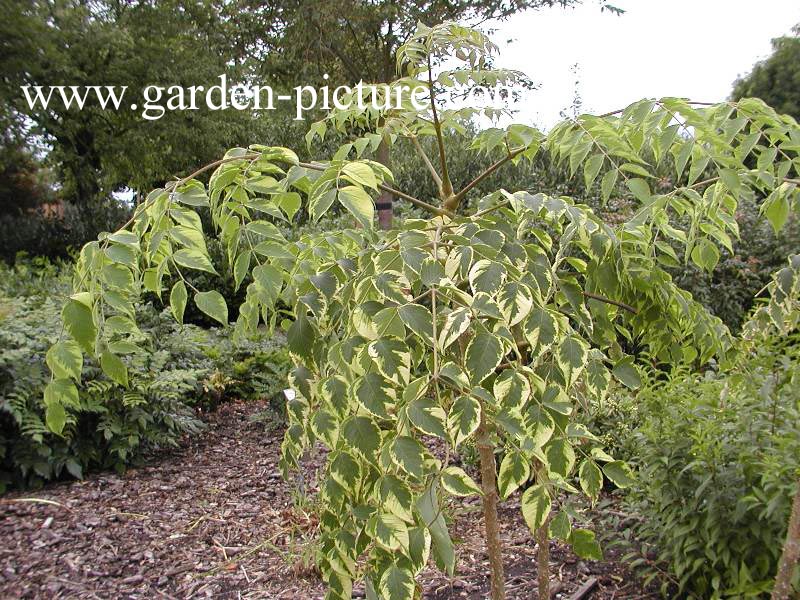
[
  {"xmin": 234, "ymin": 0, "xmax": 623, "ymax": 227},
  {"xmin": 732, "ymin": 24, "xmax": 800, "ymax": 120},
  {"xmin": 0, "ymin": 0, "xmax": 258, "ymax": 205}
]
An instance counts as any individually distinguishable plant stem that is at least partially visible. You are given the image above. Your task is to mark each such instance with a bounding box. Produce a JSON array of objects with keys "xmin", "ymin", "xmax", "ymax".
[
  {"xmin": 451, "ymin": 147, "xmax": 524, "ymax": 207},
  {"xmin": 411, "ymin": 135, "xmax": 443, "ymax": 191},
  {"xmin": 427, "ymin": 54, "xmax": 453, "ymax": 201},
  {"xmin": 476, "ymin": 414, "xmax": 506, "ymax": 600},
  {"xmin": 536, "ymin": 519, "xmax": 551, "ymax": 599},
  {"xmin": 772, "ymin": 477, "xmax": 800, "ymax": 600}
]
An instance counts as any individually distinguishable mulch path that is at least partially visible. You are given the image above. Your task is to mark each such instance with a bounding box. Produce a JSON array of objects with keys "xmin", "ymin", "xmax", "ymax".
[{"xmin": 0, "ymin": 399, "xmax": 653, "ymax": 599}]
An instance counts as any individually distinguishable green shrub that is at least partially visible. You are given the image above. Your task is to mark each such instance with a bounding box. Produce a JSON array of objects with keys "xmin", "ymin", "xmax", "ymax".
[
  {"xmin": 619, "ymin": 335, "xmax": 800, "ymax": 598},
  {"xmin": 0, "ymin": 199, "xmax": 130, "ymax": 263},
  {"xmin": 0, "ymin": 259, "xmax": 290, "ymax": 492},
  {"xmin": 673, "ymin": 197, "xmax": 800, "ymax": 332}
]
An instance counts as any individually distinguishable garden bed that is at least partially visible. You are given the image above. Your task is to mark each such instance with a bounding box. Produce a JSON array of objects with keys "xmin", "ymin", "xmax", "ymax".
[{"xmin": 0, "ymin": 399, "xmax": 651, "ymax": 599}]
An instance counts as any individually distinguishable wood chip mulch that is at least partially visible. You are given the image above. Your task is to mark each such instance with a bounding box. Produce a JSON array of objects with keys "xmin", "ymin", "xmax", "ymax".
[{"xmin": 0, "ymin": 399, "xmax": 654, "ymax": 599}]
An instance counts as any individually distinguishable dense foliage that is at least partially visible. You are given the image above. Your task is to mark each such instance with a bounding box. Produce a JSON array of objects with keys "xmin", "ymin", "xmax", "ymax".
[
  {"xmin": 0, "ymin": 258, "xmax": 289, "ymax": 492},
  {"xmin": 732, "ymin": 25, "xmax": 800, "ymax": 121},
  {"xmin": 628, "ymin": 334, "xmax": 799, "ymax": 598},
  {"xmin": 589, "ymin": 255, "xmax": 800, "ymax": 599}
]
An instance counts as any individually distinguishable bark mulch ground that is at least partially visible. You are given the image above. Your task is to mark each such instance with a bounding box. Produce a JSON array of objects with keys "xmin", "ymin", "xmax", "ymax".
[{"xmin": 0, "ymin": 399, "xmax": 654, "ymax": 599}]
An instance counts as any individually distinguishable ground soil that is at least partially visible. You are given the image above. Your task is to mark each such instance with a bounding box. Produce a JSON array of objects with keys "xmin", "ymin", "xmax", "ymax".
[{"xmin": 0, "ymin": 399, "xmax": 655, "ymax": 599}]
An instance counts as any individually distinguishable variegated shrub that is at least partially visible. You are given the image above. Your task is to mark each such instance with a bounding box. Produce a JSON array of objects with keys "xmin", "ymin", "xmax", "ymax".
[{"xmin": 43, "ymin": 21, "xmax": 799, "ymax": 600}]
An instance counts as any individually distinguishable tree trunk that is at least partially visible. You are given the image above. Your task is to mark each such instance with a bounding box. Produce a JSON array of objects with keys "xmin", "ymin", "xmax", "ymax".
[
  {"xmin": 376, "ymin": 138, "xmax": 392, "ymax": 230},
  {"xmin": 536, "ymin": 520, "xmax": 550, "ymax": 599},
  {"xmin": 476, "ymin": 418, "xmax": 505, "ymax": 600},
  {"xmin": 772, "ymin": 478, "xmax": 800, "ymax": 600}
]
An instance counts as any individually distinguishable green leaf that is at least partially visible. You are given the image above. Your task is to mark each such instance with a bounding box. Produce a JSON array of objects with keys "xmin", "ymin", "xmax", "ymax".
[
  {"xmin": 370, "ymin": 513, "xmax": 409, "ymax": 552},
  {"xmin": 105, "ymin": 243, "xmax": 137, "ymax": 266},
  {"xmin": 583, "ymin": 154, "xmax": 604, "ymax": 190},
  {"xmin": 549, "ymin": 511, "xmax": 571, "ymax": 541},
  {"xmin": 498, "ymin": 282, "xmax": 534, "ymax": 326},
  {"xmin": 44, "ymin": 377, "xmax": 79, "ymax": 408},
  {"xmin": 338, "ymin": 185, "xmax": 374, "ymax": 229},
  {"xmin": 448, "ymin": 394, "xmax": 481, "ymax": 447},
  {"xmin": 45, "ymin": 402, "xmax": 67, "ymax": 435},
  {"xmin": 579, "ymin": 460, "xmax": 603, "ymax": 500},
  {"xmin": 600, "ymin": 169, "xmax": 618, "ymax": 204},
  {"xmin": 330, "ymin": 451, "xmax": 360, "ymax": 492},
  {"xmin": 557, "ymin": 336, "xmax": 588, "ymax": 387},
  {"xmin": 288, "ymin": 312, "xmax": 316, "ymax": 359},
  {"xmin": 391, "ymin": 436, "xmax": 425, "ymax": 479},
  {"xmin": 420, "ymin": 258, "xmax": 445, "ymax": 286},
  {"xmin": 309, "ymin": 188, "xmax": 337, "ymax": 222},
  {"xmin": 570, "ymin": 529, "xmax": 602, "ymax": 560},
  {"xmin": 356, "ymin": 373, "xmax": 395, "ymax": 419},
  {"xmin": 274, "ymin": 192, "xmax": 301, "ymax": 220},
  {"xmin": 498, "ymin": 451, "xmax": 530, "ymax": 499},
  {"xmin": 174, "ymin": 181, "xmax": 209, "ymax": 206},
  {"xmin": 369, "ymin": 339, "xmax": 411, "ymax": 384},
  {"xmin": 253, "ymin": 264, "xmax": 283, "ymax": 301},
  {"xmin": 106, "ymin": 230, "xmax": 139, "ymax": 246},
  {"xmin": 469, "ymin": 260, "xmax": 507, "ymax": 295},
  {"xmin": 46, "ymin": 341, "xmax": 82, "ymax": 381},
  {"xmin": 343, "ymin": 416, "xmax": 381, "ymax": 459},
  {"xmin": 173, "ymin": 248, "xmax": 217, "ymax": 275},
  {"xmin": 690, "ymin": 238, "xmax": 720, "ymax": 273},
  {"xmin": 521, "ymin": 484, "xmax": 551, "ymax": 532},
  {"xmin": 626, "ymin": 178, "xmax": 651, "ymax": 203},
  {"xmin": 100, "ymin": 351, "xmax": 128, "ymax": 387},
  {"xmin": 545, "ymin": 438, "xmax": 576, "ymax": 477},
  {"xmin": 602, "ymin": 460, "xmax": 635, "ymax": 488},
  {"xmin": 416, "ymin": 481, "xmax": 455, "ymax": 576},
  {"xmin": 524, "ymin": 306, "xmax": 558, "ymax": 354},
  {"xmin": 441, "ymin": 466, "xmax": 482, "ymax": 497},
  {"xmin": 464, "ymin": 330, "xmax": 504, "ymax": 384},
  {"xmin": 233, "ymin": 251, "xmax": 251, "ymax": 291},
  {"xmin": 373, "ymin": 307, "xmax": 406, "ymax": 339},
  {"xmin": 398, "ymin": 304, "xmax": 434, "ymax": 346},
  {"xmin": 763, "ymin": 188, "xmax": 790, "ymax": 234},
  {"xmin": 438, "ymin": 307, "xmax": 471, "ymax": 350},
  {"xmin": 493, "ymin": 370, "xmax": 530, "ymax": 410},
  {"xmin": 342, "ymin": 162, "xmax": 378, "ymax": 189},
  {"xmin": 407, "ymin": 397, "xmax": 447, "ymax": 439},
  {"xmin": 194, "ymin": 290, "xmax": 228, "ymax": 325},
  {"xmin": 380, "ymin": 476, "xmax": 415, "ymax": 523},
  {"xmin": 43, "ymin": 378, "xmax": 78, "ymax": 434},
  {"xmin": 169, "ymin": 280, "xmax": 188, "ymax": 323},
  {"xmin": 611, "ymin": 357, "xmax": 641, "ymax": 390},
  {"xmin": 62, "ymin": 298, "xmax": 96, "ymax": 354},
  {"xmin": 379, "ymin": 564, "xmax": 415, "ymax": 600}
]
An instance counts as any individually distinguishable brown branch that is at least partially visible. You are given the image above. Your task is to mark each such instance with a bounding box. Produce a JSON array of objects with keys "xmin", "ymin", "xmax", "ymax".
[
  {"xmin": 452, "ymin": 147, "xmax": 525, "ymax": 205},
  {"xmin": 583, "ymin": 291, "xmax": 637, "ymax": 314}
]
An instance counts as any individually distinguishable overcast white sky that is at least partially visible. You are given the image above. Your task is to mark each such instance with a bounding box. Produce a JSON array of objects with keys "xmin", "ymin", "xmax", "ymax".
[{"xmin": 489, "ymin": 0, "xmax": 799, "ymax": 128}]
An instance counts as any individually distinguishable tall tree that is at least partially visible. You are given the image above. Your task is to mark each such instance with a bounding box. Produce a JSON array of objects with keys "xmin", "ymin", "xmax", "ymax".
[
  {"xmin": 0, "ymin": 0, "xmax": 258, "ymax": 205},
  {"xmin": 732, "ymin": 25, "xmax": 800, "ymax": 120}
]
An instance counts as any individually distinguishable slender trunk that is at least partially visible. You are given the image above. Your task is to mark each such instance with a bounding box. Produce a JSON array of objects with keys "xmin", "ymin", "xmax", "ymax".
[
  {"xmin": 536, "ymin": 520, "xmax": 550, "ymax": 599},
  {"xmin": 376, "ymin": 59, "xmax": 394, "ymax": 230},
  {"xmin": 476, "ymin": 417, "xmax": 505, "ymax": 600},
  {"xmin": 772, "ymin": 478, "xmax": 800, "ymax": 600},
  {"xmin": 376, "ymin": 139, "xmax": 392, "ymax": 230}
]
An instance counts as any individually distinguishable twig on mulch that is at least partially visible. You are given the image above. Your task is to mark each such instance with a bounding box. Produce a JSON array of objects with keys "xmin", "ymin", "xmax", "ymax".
[{"xmin": 570, "ymin": 576, "xmax": 598, "ymax": 600}]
